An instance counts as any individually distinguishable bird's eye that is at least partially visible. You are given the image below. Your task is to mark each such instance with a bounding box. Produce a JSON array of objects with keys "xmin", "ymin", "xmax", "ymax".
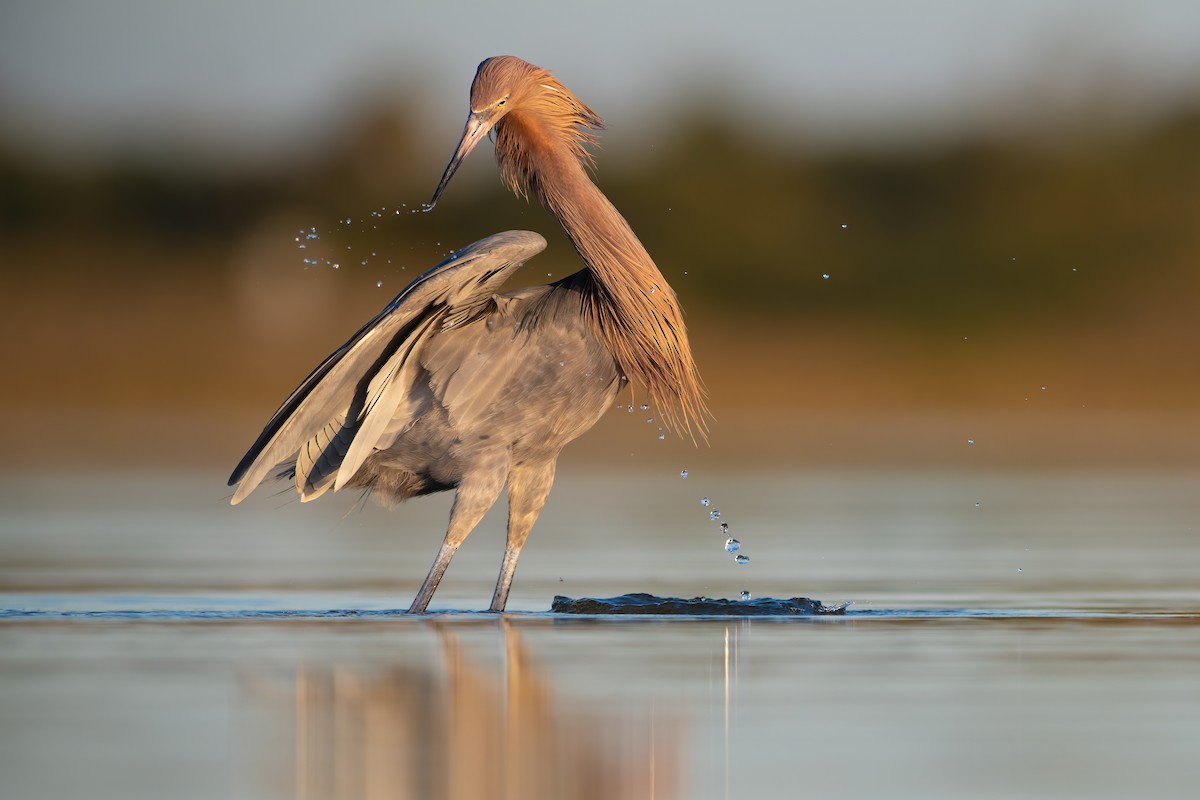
[{"xmin": 497, "ymin": 97, "xmax": 508, "ymax": 107}]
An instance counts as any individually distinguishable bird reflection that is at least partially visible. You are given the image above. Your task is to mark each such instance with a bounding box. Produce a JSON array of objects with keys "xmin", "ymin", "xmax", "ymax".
[{"xmin": 247, "ymin": 621, "xmax": 679, "ymax": 800}]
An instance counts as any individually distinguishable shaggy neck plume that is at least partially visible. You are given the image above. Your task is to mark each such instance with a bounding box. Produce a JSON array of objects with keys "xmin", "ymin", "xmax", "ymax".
[{"xmin": 497, "ymin": 108, "xmax": 708, "ymax": 439}]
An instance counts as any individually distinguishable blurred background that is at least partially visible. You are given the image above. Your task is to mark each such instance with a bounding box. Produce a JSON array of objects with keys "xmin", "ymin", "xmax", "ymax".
[
  {"xmin": 5, "ymin": 8, "xmax": 1199, "ymax": 797},
  {"xmin": 3, "ymin": 0, "xmax": 1199, "ymax": 473}
]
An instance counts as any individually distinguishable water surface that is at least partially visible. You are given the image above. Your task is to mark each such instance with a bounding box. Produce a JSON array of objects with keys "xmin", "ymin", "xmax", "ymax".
[{"xmin": 2, "ymin": 469, "xmax": 1198, "ymax": 799}]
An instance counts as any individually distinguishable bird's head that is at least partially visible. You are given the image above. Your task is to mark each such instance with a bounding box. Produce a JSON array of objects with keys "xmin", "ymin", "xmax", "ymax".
[{"xmin": 425, "ymin": 56, "xmax": 602, "ymax": 210}]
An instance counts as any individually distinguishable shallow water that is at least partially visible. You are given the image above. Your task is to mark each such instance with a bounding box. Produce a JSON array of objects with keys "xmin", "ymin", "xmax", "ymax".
[{"xmin": 2, "ymin": 469, "xmax": 1199, "ymax": 799}]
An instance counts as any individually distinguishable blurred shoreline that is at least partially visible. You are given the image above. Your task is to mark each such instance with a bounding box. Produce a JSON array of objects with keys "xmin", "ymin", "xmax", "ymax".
[
  {"xmin": 4, "ymin": 101, "xmax": 1197, "ymax": 472},
  {"xmin": 7, "ymin": 406, "xmax": 1197, "ymax": 471}
]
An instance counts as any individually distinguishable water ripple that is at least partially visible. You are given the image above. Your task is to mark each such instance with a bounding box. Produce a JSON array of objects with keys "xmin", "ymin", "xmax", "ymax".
[{"xmin": 2, "ymin": 595, "xmax": 1194, "ymax": 623}]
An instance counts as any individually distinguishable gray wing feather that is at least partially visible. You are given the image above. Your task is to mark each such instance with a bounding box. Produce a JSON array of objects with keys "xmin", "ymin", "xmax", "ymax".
[
  {"xmin": 422, "ymin": 311, "xmax": 526, "ymax": 432},
  {"xmin": 229, "ymin": 230, "xmax": 548, "ymax": 504},
  {"xmin": 332, "ymin": 315, "xmax": 435, "ymax": 493},
  {"xmin": 294, "ymin": 414, "xmax": 351, "ymax": 500}
]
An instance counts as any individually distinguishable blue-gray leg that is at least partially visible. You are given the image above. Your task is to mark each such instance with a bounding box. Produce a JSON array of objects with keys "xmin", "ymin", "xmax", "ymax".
[
  {"xmin": 408, "ymin": 450, "xmax": 510, "ymax": 614},
  {"xmin": 489, "ymin": 460, "xmax": 557, "ymax": 612}
]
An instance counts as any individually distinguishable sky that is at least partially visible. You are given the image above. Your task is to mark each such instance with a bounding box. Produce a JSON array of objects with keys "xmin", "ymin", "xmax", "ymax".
[{"xmin": 2, "ymin": 0, "xmax": 1199, "ymax": 165}]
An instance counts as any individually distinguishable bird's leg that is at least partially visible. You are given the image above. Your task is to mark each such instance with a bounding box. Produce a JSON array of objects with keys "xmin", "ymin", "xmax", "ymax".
[
  {"xmin": 489, "ymin": 460, "xmax": 557, "ymax": 612},
  {"xmin": 408, "ymin": 452, "xmax": 510, "ymax": 614}
]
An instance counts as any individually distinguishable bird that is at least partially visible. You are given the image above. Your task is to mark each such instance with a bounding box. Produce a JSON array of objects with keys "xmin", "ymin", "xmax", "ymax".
[{"xmin": 229, "ymin": 56, "xmax": 706, "ymax": 612}]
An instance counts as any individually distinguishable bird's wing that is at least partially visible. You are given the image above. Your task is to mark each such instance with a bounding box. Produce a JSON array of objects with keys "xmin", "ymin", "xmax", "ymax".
[
  {"xmin": 228, "ymin": 230, "xmax": 548, "ymax": 504},
  {"xmin": 417, "ymin": 292, "xmax": 535, "ymax": 432},
  {"xmin": 327, "ymin": 314, "xmax": 437, "ymax": 495},
  {"xmin": 294, "ymin": 315, "xmax": 437, "ymax": 501}
]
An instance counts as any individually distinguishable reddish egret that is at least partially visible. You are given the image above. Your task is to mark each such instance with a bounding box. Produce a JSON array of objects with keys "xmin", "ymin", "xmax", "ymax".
[{"xmin": 229, "ymin": 56, "xmax": 706, "ymax": 612}]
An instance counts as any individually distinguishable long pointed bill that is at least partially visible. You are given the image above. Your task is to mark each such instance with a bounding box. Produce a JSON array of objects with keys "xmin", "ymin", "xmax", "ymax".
[{"xmin": 424, "ymin": 111, "xmax": 494, "ymax": 211}]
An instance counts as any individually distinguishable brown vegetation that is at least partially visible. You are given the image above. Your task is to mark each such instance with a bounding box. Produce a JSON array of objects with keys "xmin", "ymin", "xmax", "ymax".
[{"xmin": 3, "ymin": 101, "xmax": 1198, "ymax": 468}]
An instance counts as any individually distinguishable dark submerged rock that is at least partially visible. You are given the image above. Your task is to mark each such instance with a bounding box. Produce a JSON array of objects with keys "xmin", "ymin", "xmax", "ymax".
[{"xmin": 551, "ymin": 592, "xmax": 847, "ymax": 616}]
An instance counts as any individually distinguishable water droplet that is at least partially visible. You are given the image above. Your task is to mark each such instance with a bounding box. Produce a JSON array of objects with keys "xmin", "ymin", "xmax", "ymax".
[
  {"xmin": 701, "ymin": 497, "xmax": 709, "ymax": 507},
  {"xmin": 841, "ymin": 223, "xmax": 848, "ymax": 229},
  {"xmin": 719, "ymin": 522, "xmax": 729, "ymax": 533},
  {"xmin": 734, "ymin": 554, "xmax": 750, "ymax": 565},
  {"xmin": 626, "ymin": 405, "xmax": 634, "ymax": 413},
  {"xmin": 298, "ymin": 243, "xmax": 307, "ymax": 250},
  {"xmin": 639, "ymin": 404, "xmax": 649, "ymax": 411},
  {"xmin": 657, "ymin": 433, "xmax": 666, "ymax": 440},
  {"xmin": 967, "ymin": 438, "xmax": 975, "ymax": 445},
  {"xmin": 975, "ymin": 501, "xmax": 981, "ymax": 508},
  {"xmin": 740, "ymin": 590, "xmax": 751, "ymax": 601},
  {"xmin": 680, "ymin": 469, "xmax": 689, "ymax": 480},
  {"xmin": 376, "ymin": 280, "xmax": 383, "ymax": 288},
  {"xmin": 822, "ymin": 273, "xmax": 830, "ymax": 280},
  {"xmin": 709, "ymin": 509, "xmax": 721, "ymax": 520},
  {"xmin": 559, "ymin": 360, "xmax": 565, "ymax": 367},
  {"xmin": 645, "ymin": 417, "xmax": 654, "ymax": 424},
  {"xmin": 725, "ymin": 538, "xmax": 741, "ymax": 552}
]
